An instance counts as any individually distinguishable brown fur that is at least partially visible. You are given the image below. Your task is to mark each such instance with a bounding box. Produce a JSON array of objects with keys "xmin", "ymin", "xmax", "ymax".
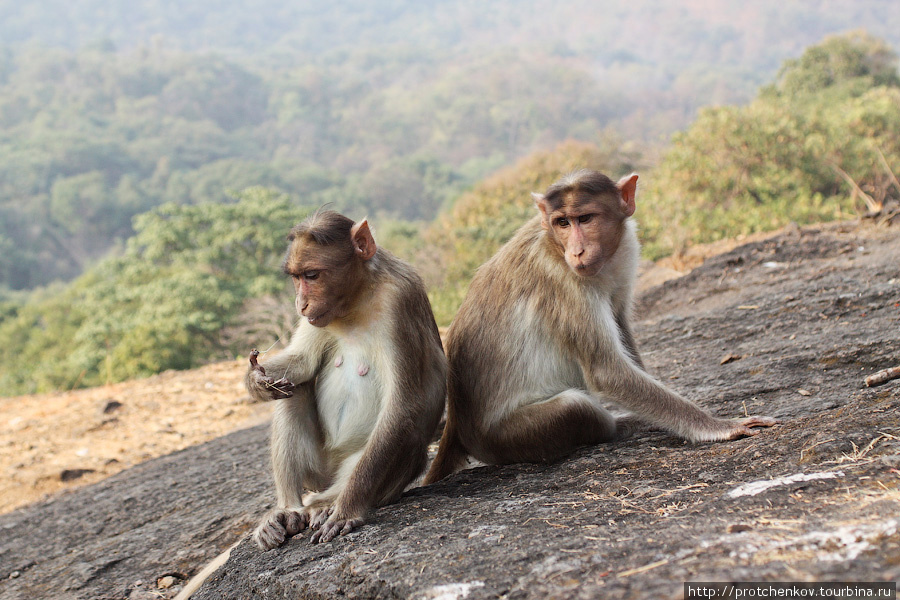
[
  {"xmin": 424, "ymin": 171, "xmax": 775, "ymax": 484},
  {"xmin": 248, "ymin": 211, "xmax": 447, "ymax": 547}
]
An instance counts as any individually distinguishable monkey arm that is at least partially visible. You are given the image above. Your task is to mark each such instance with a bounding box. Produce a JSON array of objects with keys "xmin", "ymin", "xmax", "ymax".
[
  {"xmin": 609, "ymin": 267, "xmax": 644, "ymax": 371},
  {"xmin": 270, "ymin": 322, "xmax": 331, "ymax": 383},
  {"xmin": 312, "ymin": 336, "xmax": 445, "ymax": 544},
  {"xmin": 582, "ymin": 309, "xmax": 774, "ymax": 442},
  {"xmin": 614, "ymin": 309, "xmax": 646, "ymax": 371},
  {"xmin": 246, "ymin": 325, "xmax": 331, "ymax": 402}
]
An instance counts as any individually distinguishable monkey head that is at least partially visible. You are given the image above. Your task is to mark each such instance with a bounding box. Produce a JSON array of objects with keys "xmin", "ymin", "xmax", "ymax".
[
  {"xmin": 533, "ymin": 171, "xmax": 638, "ymax": 277},
  {"xmin": 282, "ymin": 211, "xmax": 377, "ymax": 327}
]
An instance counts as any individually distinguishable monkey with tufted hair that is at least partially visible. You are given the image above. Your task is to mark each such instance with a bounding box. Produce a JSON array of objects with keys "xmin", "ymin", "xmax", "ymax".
[
  {"xmin": 424, "ymin": 170, "xmax": 776, "ymax": 483},
  {"xmin": 248, "ymin": 210, "xmax": 447, "ymax": 547}
]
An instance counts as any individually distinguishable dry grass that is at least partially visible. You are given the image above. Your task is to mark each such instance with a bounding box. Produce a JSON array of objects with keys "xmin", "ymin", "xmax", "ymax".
[{"xmin": 0, "ymin": 359, "xmax": 272, "ymax": 514}]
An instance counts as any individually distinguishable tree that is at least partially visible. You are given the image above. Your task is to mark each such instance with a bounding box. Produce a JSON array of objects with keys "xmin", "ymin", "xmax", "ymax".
[
  {"xmin": 640, "ymin": 32, "xmax": 900, "ymax": 259},
  {"xmin": 0, "ymin": 188, "xmax": 310, "ymax": 395}
]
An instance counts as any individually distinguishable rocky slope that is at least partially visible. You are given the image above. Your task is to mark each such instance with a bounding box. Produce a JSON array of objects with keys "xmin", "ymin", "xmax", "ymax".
[{"xmin": 1, "ymin": 221, "xmax": 898, "ymax": 600}]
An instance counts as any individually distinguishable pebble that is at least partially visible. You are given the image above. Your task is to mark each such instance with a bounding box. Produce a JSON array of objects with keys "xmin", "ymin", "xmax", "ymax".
[{"xmin": 102, "ymin": 400, "xmax": 123, "ymax": 414}]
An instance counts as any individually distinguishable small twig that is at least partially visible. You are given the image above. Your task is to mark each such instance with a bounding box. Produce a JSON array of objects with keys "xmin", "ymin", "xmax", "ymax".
[
  {"xmin": 865, "ymin": 366, "xmax": 900, "ymax": 387},
  {"xmin": 837, "ymin": 434, "xmax": 888, "ymax": 463},
  {"xmin": 800, "ymin": 438, "xmax": 835, "ymax": 462},
  {"xmin": 618, "ymin": 558, "xmax": 670, "ymax": 578},
  {"xmin": 648, "ymin": 483, "xmax": 709, "ymax": 500},
  {"xmin": 261, "ymin": 337, "xmax": 282, "ymax": 354},
  {"xmin": 874, "ymin": 146, "xmax": 900, "ymax": 196},
  {"xmin": 830, "ymin": 162, "xmax": 881, "ymax": 213},
  {"xmin": 544, "ymin": 520, "xmax": 570, "ymax": 529}
]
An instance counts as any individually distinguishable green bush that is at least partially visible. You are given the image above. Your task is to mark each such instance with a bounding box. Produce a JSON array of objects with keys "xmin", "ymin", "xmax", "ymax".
[
  {"xmin": 0, "ymin": 188, "xmax": 309, "ymax": 395},
  {"xmin": 640, "ymin": 31, "xmax": 900, "ymax": 259}
]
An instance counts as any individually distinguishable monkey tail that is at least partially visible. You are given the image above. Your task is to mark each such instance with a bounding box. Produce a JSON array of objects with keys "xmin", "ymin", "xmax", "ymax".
[{"xmin": 423, "ymin": 410, "xmax": 467, "ymax": 485}]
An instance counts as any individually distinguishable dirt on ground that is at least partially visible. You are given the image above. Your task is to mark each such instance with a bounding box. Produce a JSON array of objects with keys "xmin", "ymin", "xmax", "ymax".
[{"xmin": 0, "ymin": 360, "xmax": 272, "ymax": 514}]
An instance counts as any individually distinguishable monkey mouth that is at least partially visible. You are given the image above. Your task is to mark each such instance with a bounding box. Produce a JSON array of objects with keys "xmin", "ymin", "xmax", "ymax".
[
  {"xmin": 571, "ymin": 259, "xmax": 604, "ymax": 276},
  {"xmin": 305, "ymin": 309, "xmax": 332, "ymax": 326}
]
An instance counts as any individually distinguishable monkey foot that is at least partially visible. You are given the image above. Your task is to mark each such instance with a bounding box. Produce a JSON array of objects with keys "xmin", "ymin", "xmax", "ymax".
[
  {"xmin": 253, "ymin": 508, "xmax": 309, "ymax": 550},
  {"xmin": 307, "ymin": 506, "xmax": 332, "ymax": 530},
  {"xmin": 310, "ymin": 516, "xmax": 364, "ymax": 543}
]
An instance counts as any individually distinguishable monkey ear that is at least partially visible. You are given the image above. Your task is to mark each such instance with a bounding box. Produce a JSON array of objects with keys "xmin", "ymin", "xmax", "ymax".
[
  {"xmin": 351, "ymin": 219, "xmax": 377, "ymax": 261},
  {"xmin": 616, "ymin": 174, "xmax": 638, "ymax": 217},
  {"xmin": 532, "ymin": 193, "xmax": 550, "ymax": 230}
]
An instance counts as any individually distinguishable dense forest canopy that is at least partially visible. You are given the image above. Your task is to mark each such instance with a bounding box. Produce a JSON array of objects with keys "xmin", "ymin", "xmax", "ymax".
[
  {"xmin": 1, "ymin": 0, "xmax": 898, "ymax": 290},
  {"xmin": 3, "ymin": 31, "xmax": 897, "ymax": 396}
]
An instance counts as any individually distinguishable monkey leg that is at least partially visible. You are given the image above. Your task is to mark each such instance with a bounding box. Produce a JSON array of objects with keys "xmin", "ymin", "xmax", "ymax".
[
  {"xmin": 612, "ymin": 414, "xmax": 661, "ymax": 440},
  {"xmin": 270, "ymin": 389, "xmax": 331, "ymax": 505},
  {"xmin": 310, "ymin": 434, "xmax": 429, "ymax": 543},
  {"xmin": 255, "ymin": 388, "xmax": 331, "ymax": 550},
  {"xmin": 476, "ymin": 389, "xmax": 620, "ymax": 465}
]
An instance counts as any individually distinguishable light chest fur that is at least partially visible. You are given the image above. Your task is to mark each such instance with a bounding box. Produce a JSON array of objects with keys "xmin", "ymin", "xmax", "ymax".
[
  {"xmin": 315, "ymin": 314, "xmax": 394, "ymax": 454},
  {"xmin": 491, "ymin": 221, "xmax": 639, "ymax": 416}
]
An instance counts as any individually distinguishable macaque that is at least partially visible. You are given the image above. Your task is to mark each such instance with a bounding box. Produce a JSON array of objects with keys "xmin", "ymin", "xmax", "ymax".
[
  {"xmin": 424, "ymin": 170, "xmax": 776, "ymax": 484},
  {"xmin": 248, "ymin": 211, "xmax": 447, "ymax": 548}
]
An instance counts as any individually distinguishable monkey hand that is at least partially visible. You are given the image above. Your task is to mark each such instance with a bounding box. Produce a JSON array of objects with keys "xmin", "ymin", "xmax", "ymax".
[
  {"xmin": 696, "ymin": 416, "xmax": 779, "ymax": 442},
  {"xmin": 726, "ymin": 415, "xmax": 778, "ymax": 439},
  {"xmin": 246, "ymin": 366, "xmax": 295, "ymax": 401},
  {"xmin": 247, "ymin": 349, "xmax": 296, "ymax": 400},
  {"xmin": 253, "ymin": 507, "xmax": 310, "ymax": 550},
  {"xmin": 310, "ymin": 509, "xmax": 364, "ymax": 544}
]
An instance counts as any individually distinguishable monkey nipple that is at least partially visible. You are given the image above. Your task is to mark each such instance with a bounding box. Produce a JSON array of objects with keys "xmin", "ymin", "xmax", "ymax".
[
  {"xmin": 334, "ymin": 355, "xmax": 344, "ymax": 368},
  {"xmin": 357, "ymin": 363, "xmax": 369, "ymax": 377}
]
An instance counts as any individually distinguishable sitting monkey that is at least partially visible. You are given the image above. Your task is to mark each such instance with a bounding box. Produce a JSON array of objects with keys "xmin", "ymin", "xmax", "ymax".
[
  {"xmin": 425, "ymin": 170, "xmax": 776, "ymax": 483},
  {"xmin": 247, "ymin": 211, "xmax": 447, "ymax": 547}
]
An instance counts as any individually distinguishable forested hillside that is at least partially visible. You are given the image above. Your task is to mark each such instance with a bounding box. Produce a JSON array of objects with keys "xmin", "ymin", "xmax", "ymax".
[
  {"xmin": 2, "ymin": 0, "xmax": 899, "ymax": 291},
  {"xmin": 2, "ymin": 32, "xmax": 899, "ymax": 395},
  {"xmin": 641, "ymin": 31, "xmax": 900, "ymax": 258}
]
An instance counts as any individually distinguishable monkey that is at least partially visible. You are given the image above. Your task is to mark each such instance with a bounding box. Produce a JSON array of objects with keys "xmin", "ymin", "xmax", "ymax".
[
  {"xmin": 247, "ymin": 210, "xmax": 447, "ymax": 548},
  {"xmin": 424, "ymin": 170, "xmax": 776, "ymax": 484}
]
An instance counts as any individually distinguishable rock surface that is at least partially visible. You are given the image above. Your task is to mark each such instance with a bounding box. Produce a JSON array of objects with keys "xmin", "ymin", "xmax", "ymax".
[{"xmin": 2, "ymin": 222, "xmax": 899, "ymax": 600}]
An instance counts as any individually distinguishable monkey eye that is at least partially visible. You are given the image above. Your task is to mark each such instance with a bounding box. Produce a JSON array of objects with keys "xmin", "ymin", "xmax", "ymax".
[
  {"xmin": 555, "ymin": 217, "xmax": 570, "ymax": 228},
  {"xmin": 303, "ymin": 271, "xmax": 320, "ymax": 281},
  {"xmin": 577, "ymin": 214, "xmax": 593, "ymax": 224}
]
